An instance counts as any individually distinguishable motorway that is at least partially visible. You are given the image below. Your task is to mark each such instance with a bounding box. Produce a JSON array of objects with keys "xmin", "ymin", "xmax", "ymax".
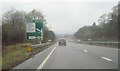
[{"xmin": 13, "ymin": 42, "xmax": 118, "ymax": 70}]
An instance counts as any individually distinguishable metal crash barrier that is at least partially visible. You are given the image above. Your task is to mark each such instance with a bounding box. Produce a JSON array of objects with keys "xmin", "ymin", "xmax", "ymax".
[
  {"xmin": 78, "ymin": 41, "xmax": 119, "ymax": 48},
  {"xmin": 27, "ymin": 43, "xmax": 51, "ymax": 52}
]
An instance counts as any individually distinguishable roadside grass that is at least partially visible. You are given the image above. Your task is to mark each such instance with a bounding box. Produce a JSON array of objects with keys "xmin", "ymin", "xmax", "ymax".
[
  {"xmin": 0, "ymin": 46, "xmax": 2, "ymax": 70},
  {"xmin": 0, "ymin": 56, "xmax": 2, "ymax": 70},
  {"xmin": 3, "ymin": 47, "xmax": 27, "ymax": 69},
  {"xmin": 2, "ymin": 43, "xmax": 53, "ymax": 69}
]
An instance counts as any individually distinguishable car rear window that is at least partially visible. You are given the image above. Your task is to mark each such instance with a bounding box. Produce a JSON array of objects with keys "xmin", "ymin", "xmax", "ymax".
[{"xmin": 59, "ymin": 39, "xmax": 66, "ymax": 41}]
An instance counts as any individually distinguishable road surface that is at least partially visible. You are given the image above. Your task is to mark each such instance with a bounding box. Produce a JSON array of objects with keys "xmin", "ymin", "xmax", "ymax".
[{"xmin": 13, "ymin": 42, "xmax": 118, "ymax": 70}]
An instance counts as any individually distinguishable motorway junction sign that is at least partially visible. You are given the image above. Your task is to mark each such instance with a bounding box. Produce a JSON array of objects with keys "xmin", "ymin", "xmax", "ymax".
[{"xmin": 26, "ymin": 19, "xmax": 43, "ymax": 40}]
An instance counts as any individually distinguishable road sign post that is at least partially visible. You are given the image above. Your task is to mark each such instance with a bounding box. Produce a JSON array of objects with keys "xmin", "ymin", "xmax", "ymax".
[
  {"xmin": 39, "ymin": 40, "xmax": 41, "ymax": 44},
  {"xmin": 26, "ymin": 19, "xmax": 43, "ymax": 52}
]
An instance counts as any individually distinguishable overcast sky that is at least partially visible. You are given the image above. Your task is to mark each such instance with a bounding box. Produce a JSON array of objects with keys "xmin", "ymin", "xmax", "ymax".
[{"xmin": 0, "ymin": 0, "xmax": 119, "ymax": 34}]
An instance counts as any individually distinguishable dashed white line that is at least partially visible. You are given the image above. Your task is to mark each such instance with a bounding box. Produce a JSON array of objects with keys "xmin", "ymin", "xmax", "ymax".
[
  {"xmin": 102, "ymin": 57, "xmax": 112, "ymax": 61},
  {"xmin": 83, "ymin": 50, "xmax": 87, "ymax": 52}
]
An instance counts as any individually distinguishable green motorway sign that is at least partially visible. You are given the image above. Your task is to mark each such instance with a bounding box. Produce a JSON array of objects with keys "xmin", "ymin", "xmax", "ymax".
[{"xmin": 26, "ymin": 19, "xmax": 43, "ymax": 40}]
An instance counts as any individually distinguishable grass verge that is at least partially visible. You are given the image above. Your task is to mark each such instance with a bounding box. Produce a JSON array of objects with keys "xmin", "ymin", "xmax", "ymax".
[{"xmin": 2, "ymin": 43, "xmax": 54, "ymax": 69}]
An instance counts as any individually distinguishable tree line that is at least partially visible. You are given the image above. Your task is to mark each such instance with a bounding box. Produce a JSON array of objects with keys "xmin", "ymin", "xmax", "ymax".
[
  {"xmin": 74, "ymin": 4, "xmax": 119, "ymax": 41},
  {"xmin": 2, "ymin": 9, "xmax": 55, "ymax": 46}
]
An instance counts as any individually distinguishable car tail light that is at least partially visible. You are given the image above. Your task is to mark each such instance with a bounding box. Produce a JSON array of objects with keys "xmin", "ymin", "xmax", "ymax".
[
  {"xmin": 64, "ymin": 41, "xmax": 66, "ymax": 43},
  {"xmin": 58, "ymin": 41, "xmax": 61, "ymax": 43}
]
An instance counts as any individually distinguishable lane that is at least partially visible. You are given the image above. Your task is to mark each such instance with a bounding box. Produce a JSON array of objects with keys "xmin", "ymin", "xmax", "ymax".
[
  {"xmin": 73, "ymin": 43, "xmax": 118, "ymax": 64},
  {"xmin": 13, "ymin": 44, "xmax": 57, "ymax": 69},
  {"xmin": 37, "ymin": 45, "xmax": 57, "ymax": 69},
  {"xmin": 13, "ymin": 42, "xmax": 118, "ymax": 69},
  {"xmin": 42, "ymin": 42, "xmax": 118, "ymax": 69}
]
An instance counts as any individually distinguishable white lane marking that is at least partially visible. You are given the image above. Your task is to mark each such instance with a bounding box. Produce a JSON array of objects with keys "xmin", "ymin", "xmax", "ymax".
[
  {"xmin": 35, "ymin": 44, "xmax": 56, "ymax": 57},
  {"xmin": 36, "ymin": 45, "xmax": 57, "ymax": 70},
  {"xmin": 35, "ymin": 52, "xmax": 42, "ymax": 57},
  {"xmin": 27, "ymin": 58, "xmax": 32, "ymax": 62},
  {"xmin": 102, "ymin": 57, "xmax": 112, "ymax": 61},
  {"xmin": 83, "ymin": 50, "xmax": 87, "ymax": 52}
]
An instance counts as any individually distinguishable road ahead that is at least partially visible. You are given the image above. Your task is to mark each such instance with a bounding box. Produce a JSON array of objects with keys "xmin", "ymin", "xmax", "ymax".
[{"xmin": 13, "ymin": 42, "xmax": 118, "ymax": 70}]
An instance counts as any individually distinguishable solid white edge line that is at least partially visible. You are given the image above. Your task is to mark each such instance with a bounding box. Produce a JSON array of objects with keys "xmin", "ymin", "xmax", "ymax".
[
  {"xmin": 36, "ymin": 45, "xmax": 57, "ymax": 70},
  {"xmin": 102, "ymin": 57, "xmax": 112, "ymax": 61},
  {"xmin": 35, "ymin": 44, "xmax": 56, "ymax": 57}
]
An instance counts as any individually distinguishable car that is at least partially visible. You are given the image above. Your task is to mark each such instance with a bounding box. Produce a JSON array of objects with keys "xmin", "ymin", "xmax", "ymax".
[{"xmin": 58, "ymin": 39, "xmax": 66, "ymax": 46}]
